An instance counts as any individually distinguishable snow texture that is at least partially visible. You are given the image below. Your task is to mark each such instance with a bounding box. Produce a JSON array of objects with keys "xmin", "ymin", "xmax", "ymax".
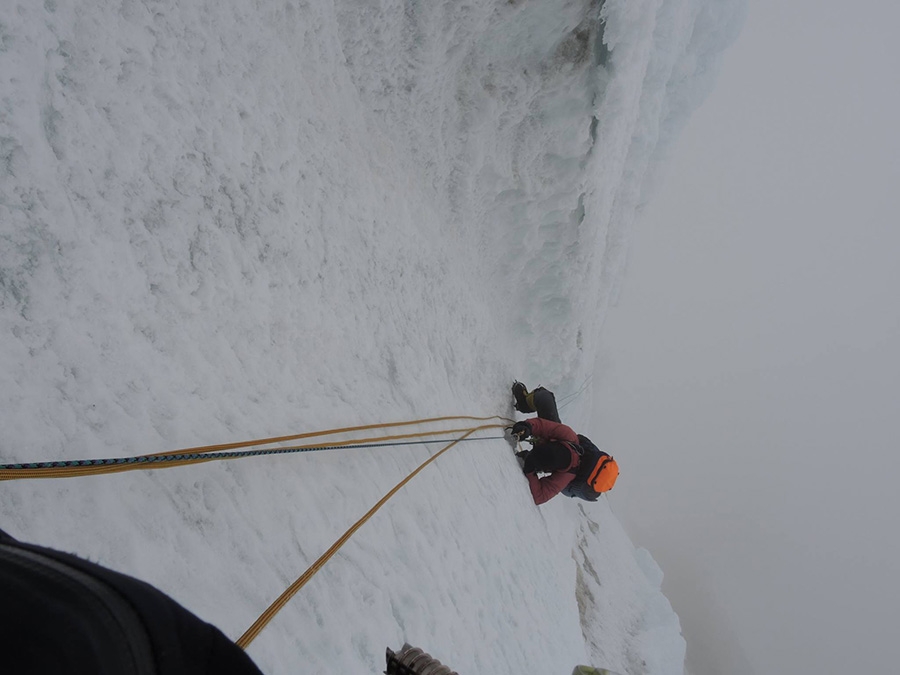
[{"xmin": 0, "ymin": 1, "xmax": 743, "ymax": 673}]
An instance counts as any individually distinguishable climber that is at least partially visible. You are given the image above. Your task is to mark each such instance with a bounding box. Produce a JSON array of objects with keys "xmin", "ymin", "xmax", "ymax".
[{"xmin": 509, "ymin": 382, "xmax": 618, "ymax": 504}]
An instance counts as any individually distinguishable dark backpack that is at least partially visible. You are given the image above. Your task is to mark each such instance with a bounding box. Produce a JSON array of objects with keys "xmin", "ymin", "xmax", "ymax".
[{"xmin": 0, "ymin": 529, "xmax": 264, "ymax": 675}]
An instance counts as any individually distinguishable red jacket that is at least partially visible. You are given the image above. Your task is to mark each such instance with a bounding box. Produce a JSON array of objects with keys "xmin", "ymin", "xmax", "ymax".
[{"xmin": 523, "ymin": 418, "xmax": 580, "ymax": 505}]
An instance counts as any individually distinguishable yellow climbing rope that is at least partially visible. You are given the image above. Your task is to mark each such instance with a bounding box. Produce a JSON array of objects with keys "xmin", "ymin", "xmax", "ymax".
[
  {"xmin": 146, "ymin": 415, "xmax": 507, "ymax": 457},
  {"xmin": 0, "ymin": 415, "xmax": 512, "ymax": 481},
  {"xmin": 235, "ymin": 424, "xmax": 497, "ymax": 650}
]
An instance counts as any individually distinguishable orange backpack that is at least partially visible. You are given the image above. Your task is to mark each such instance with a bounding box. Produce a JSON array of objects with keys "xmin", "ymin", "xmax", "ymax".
[
  {"xmin": 576, "ymin": 434, "xmax": 619, "ymax": 495},
  {"xmin": 587, "ymin": 455, "xmax": 619, "ymax": 493}
]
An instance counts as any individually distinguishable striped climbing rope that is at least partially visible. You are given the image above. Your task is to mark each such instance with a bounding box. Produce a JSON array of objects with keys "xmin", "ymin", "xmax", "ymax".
[
  {"xmin": 0, "ymin": 415, "xmax": 512, "ymax": 481},
  {"xmin": 0, "ymin": 429, "xmax": 503, "ymax": 478}
]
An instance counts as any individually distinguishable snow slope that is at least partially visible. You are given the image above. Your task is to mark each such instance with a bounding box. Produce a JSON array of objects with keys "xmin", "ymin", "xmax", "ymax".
[{"xmin": 0, "ymin": 1, "xmax": 743, "ymax": 673}]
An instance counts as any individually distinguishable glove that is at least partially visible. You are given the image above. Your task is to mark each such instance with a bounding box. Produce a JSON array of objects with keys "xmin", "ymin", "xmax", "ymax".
[{"xmin": 510, "ymin": 421, "xmax": 532, "ymax": 442}]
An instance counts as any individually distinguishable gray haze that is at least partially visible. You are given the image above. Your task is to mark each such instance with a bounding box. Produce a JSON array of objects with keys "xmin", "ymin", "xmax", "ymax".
[{"xmin": 596, "ymin": 1, "xmax": 900, "ymax": 673}]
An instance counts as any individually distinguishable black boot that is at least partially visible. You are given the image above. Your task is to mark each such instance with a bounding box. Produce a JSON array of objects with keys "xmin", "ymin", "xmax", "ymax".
[{"xmin": 512, "ymin": 381, "xmax": 534, "ymax": 413}]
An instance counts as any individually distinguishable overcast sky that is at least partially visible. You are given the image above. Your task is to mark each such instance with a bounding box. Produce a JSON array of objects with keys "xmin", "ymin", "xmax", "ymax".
[{"xmin": 596, "ymin": 1, "xmax": 900, "ymax": 673}]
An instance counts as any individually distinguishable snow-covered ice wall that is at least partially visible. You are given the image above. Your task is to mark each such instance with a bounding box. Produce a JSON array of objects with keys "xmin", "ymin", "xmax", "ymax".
[
  {"xmin": 334, "ymin": 0, "xmax": 745, "ymax": 387},
  {"xmin": 1, "ymin": 1, "xmax": 743, "ymax": 673}
]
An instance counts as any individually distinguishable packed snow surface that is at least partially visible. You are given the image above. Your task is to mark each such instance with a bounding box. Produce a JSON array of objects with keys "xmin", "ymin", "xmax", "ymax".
[{"xmin": 1, "ymin": 1, "xmax": 743, "ymax": 673}]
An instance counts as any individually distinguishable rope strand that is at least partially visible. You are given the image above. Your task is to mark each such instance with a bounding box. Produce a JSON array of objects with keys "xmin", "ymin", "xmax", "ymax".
[
  {"xmin": 0, "ymin": 415, "xmax": 513, "ymax": 481},
  {"xmin": 235, "ymin": 425, "xmax": 496, "ymax": 650}
]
